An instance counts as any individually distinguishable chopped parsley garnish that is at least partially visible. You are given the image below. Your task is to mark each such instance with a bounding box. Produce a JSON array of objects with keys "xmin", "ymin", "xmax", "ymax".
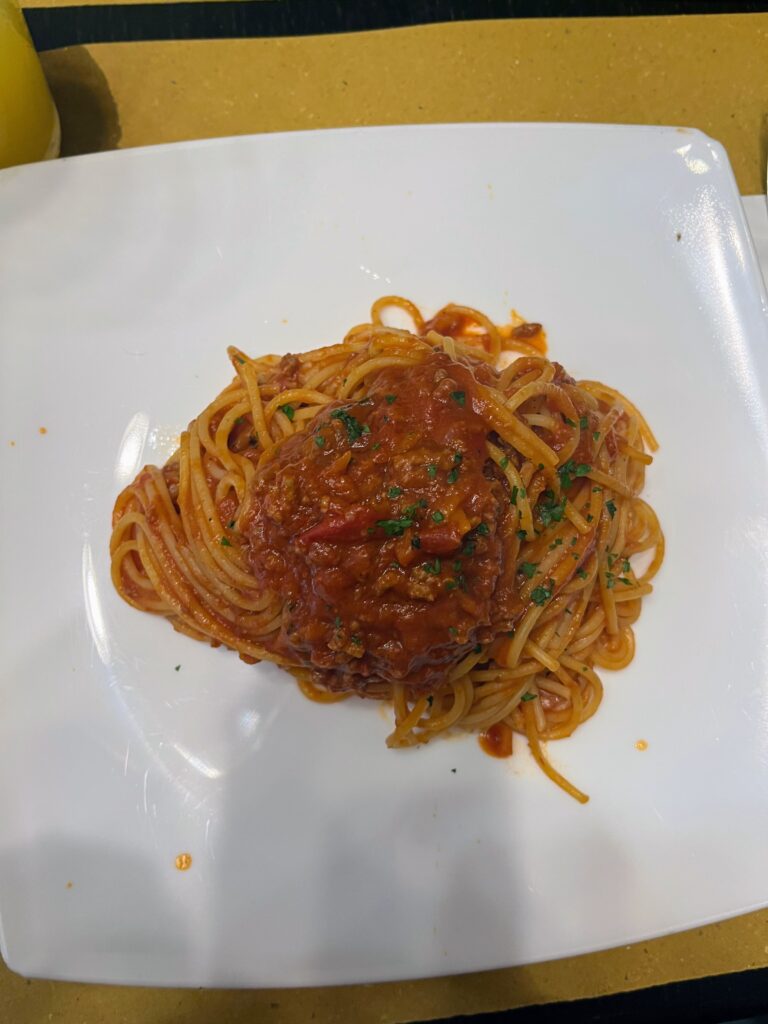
[
  {"xmin": 334, "ymin": 616, "xmax": 342, "ymax": 628},
  {"xmin": 174, "ymin": 665, "xmax": 181, "ymax": 672},
  {"xmin": 350, "ymin": 635, "xmax": 362, "ymax": 645},
  {"xmin": 280, "ymin": 403, "xmax": 295, "ymax": 421},
  {"xmin": 314, "ymin": 435, "xmax": 325, "ymax": 448},
  {"xmin": 622, "ymin": 559, "xmax": 631, "ymax": 573},
  {"xmin": 448, "ymin": 626, "xmax": 458, "ymax": 637},
  {"xmin": 607, "ymin": 552, "xmax": 617, "ymax": 568},
  {"xmin": 385, "ymin": 394, "xmax": 397, "ymax": 404},
  {"xmin": 372, "ymin": 441, "xmax": 381, "ymax": 451},
  {"xmin": 476, "ymin": 523, "xmax": 490, "ymax": 536},
  {"xmin": 510, "ymin": 485, "xmax": 519, "ymax": 506},
  {"xmin": 330, "ymin": 408, "xmax": 368, "ymax": 443},
  {"xmin": 577, "ymin": 568, "xmax": 589, "ymax": 580},
  {"xmin": 539, "ymin": 494, "xmax": 566, "ymax": 526},
  {"xmin": 606, "ymin": 574, "xmax": 616, "ymax": 590},
  {"xmin": 432, "ymin": 511, "xmax": 445, "ymax": 523},
  {"xmin": 454, "ymin": 452, "xmax": 463, "ymax": 465},
  {"xmin": 592, "ymin": 486, "xmax": 603, "ymax": 493},
  {"xmin": 500, "ymin": 456, "xmax": 509, "ymax": 470},
  {"xmin": 220, "ymin": 537, "xmax": 232, "ymax": 547},
  {"xmin": 558, "ymin": 460, "xmax": 592, "ymax": 490},
  {"xmin": 579, "ymin": 415, "xmax": 588, "ymax": 430},
  {"xmin": 419, "ymin": 498, "xmax": 428, "ymax": 508},
  {"xmin": 462, "ymin": 538, "xmax": 476, "ymax": 556},
  {"xmin": 234, "ymin": 416, "xmax": 244, "ymax": 425},
  {"xmin": 570, "ymin": 536, "xmax": 578, "ymax": 546},
  {"xmin": 402, "ymin": 503, "xmax": 419, "ymax": 517},
  {"xmin": 519, "ymin": 561, "xmax": 538, "ymax": 579},
  {"xmin": 445, "ymin": 580, "xmax": 458, "ymax": 591},
  {"xmin": 562, "ymin": 415, "xmax": 577, "ymax": 427},
  {"xmin": 530, "ymin": 582, "xmax": 553, "ymax": 605},
  {"xmin": 423, "ymin": 558, "xmax": 442, "ymax": 575},
  {"xmin": 549, "ymin": 538, "xmax": 563, "ymax": 550},
  {"xmin": 411, "ymin": 536, "xmax": 421, "ymax": 549},
  {"xmin": 235, "ymin": 356, "xmax": 245, "ymax": 365},
  {"xmin": 619, "ymin": 577, "xmax": 632, "ymax": 585},
  {"xmin": 447, "ymin": 467, "xmax": 460, "ymax": 484},
  {"xmin": 387, "ymin": 486, "xmax": 403, "ymax": 498},
  {"xmin": 450, "ymin": 390, "xmax": 466, "ymax": 406},
  {"xmin": 427, "ymin": 463, "xmax": 438, "ymax": 479},
  {"xmin": 593, "ymin": 431, "xmax": 601, "ymax": 442},
  {"xmin": 453, "ymin": 560, "xmax": 463, "ymax": 572},
  {"xmin": 606, "ymin": 500, "xmax": 617, "ymax": 518},
  {"xmin": 586, "ymin": 513, "xmax": 594, "ymax": 522},
  {"xmin": 376, "ymin": 517, "xmax": 414, "ymax": 537},
  {"xmin": 516, "ymin": 529, "xmax": 527, "ymax": 541},
  {"xmin": 521, "ymin": 692, "xmax": 537, "ymax": 702}
]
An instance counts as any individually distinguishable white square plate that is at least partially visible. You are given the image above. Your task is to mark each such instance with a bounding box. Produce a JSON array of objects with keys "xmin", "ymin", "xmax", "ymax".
[{"xmin": 1, "ymin": 124, "xmax": 767, "ymax": 987}]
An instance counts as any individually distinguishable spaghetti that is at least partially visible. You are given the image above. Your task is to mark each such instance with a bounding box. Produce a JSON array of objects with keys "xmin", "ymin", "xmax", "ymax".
[{"xmin": 110, "ymin": 298, "xmax": 663, "ymax": 802}]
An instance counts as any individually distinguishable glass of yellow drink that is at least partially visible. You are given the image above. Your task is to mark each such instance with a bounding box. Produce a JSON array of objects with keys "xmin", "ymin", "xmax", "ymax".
[{"xmin": 0, "ymin": 0, "xmax": 59, "ymax": 169}]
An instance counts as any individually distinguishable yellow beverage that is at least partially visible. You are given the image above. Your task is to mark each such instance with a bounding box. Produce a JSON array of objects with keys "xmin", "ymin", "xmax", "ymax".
[{"xmin": 0, "ymin": 0, "xmax": 59, "ymax": 169}]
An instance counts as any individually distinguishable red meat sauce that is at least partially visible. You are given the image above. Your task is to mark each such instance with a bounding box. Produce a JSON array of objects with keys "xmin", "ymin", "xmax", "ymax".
[{"xmin": 240, "ymin": 350, "xmax": 525, "ymax": 695}]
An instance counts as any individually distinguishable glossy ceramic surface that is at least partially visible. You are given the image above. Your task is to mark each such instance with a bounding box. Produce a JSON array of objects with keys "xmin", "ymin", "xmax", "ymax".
[{"xmin": 0, "ymin": 124, "xmax": 767, "ymax": 986}]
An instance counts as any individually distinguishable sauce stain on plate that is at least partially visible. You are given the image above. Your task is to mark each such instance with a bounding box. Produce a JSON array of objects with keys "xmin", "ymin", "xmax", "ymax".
[
  {"xmin": 174, "ymin": 852, "xmax": 192, "ymax": 871},
  {"xmin": 635, "ymin": 739, "xmax": 648, "ymax": 751}
]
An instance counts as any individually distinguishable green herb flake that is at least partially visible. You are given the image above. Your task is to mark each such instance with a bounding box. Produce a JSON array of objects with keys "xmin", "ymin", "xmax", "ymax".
[
  {"xmin": 314, "ymin": 435, "xmax": 325, "ymax": 448},
  {"xmin": 606, "ymin": 499, "xmax": 617, "ymax": 519},
  {"xmin": 445, "ymin": 580, "xmax": 458, "ymax": 591},
  {"xmin": 280, "ymin": 403, "xmax": 295, "ymax": 421},
  {"xmin": 220, "ymin": 537, "xmax": 232, "ymax": 547},
  {"xmin": 376, "ymin": 517, "xmax": 415, "ymax": 537},
  {"xmin": 549, "ymin": 537, "xmax": 563, "ymax": 550},
  {"xmin": 516, "ymin": 529, "xmax": 527, "ymax": 541},
  {"xmin": 593, "ymin": 431, "xmax": 601, "ymax": 442},
  {"xmin": 447, "ymin": 467, "xmax": 460, "ymax": 484},
  {"xmin": 586, "ymin": 513, "xmax": 594, "ymax": 522},
  {"xmin": 521, "ymin": 692, "xmax": 537, "ymax": 702},
  {"xmin": 462, "ymin": 538, "xmax": 476, "ymax": 556},
  {"xmin": 423, "ymin": 558, "xmax": 442, "ymax": 575},
  {"xmin": 448, "ymin": 627, "xmax": 458, "ymax": 637},
  {"xmin": 539, "ymin": 495, "xmax": 566, "ymax": 527},
  {"xmin": 577, "ymin": 568, "xmax": 589, "ymax": 580},
  {"xmin": 334, "ymin": 616, "xmax": 342, "ymax": 628},
  {"xmin": 530, "ymin": 582, "xmax": 554, "ymax": 605},
  {"xmin": 372, "ymin": 441, "xmax": 381, "ymax": 451},
  {"xmin": 579, "ymin": 415, "xmax": 589, "ymax": 430},
  {"xmin": 427, "ymin": 463, "xmax": 438, "ymax": 480},
  {"xmin": 450, "ymin": 390, "xmax": 466, "ymax": 407},
  {"xmin": 622, "ymin": 558, "xmax": 631, "ymax": 573},
  {"xmin": 387, "ymin": 486, "xmax": 403, "ymax": 499},
  {"xmin": 432, "ymin": 511, "xmax": 445, "ymax": 523},
  {"xmin": 570, "ymin": 536, "xmax": 578, "ymax": 546},
  {"xmin": 510, "ymin": 485, "xmax": 519, "ymax": 506},
  {"xmin": 519, "ymin": 561, "xmax": 538, "ymax": 579},
  {"xmin": 562, "ymin": 415, "xmax": 577, "ymax": 427},
  {"xmin": 592, "ymin": 485, "xmax": 603, "ymax": 493},
  {"xmin": 453, "ymin": 452, "xmax": 463, "ymax": 465},
  {"xmin": 174, "ymin": 665, "xmax": 181, "ymax": 672},
  {"xmin": 476, "ymin": 523, "xmax": 490, "ymax": 536},
  {"xmin": 234, "ymin": 416, "xmax": 244, "ymax": 426},
  {"xmin": 558, "ymin": 460, "xmax": 592, "ymax": 490},
  {"xmin": 385, "ymin": 394, "xmax": 397, "ymax": 405},
  {"xmin": 235, "ymin": 356, "xmax": 245, "ymax": 365},
  {"xmin": 411, "ymin": 536, "xmax": 421, "ymax": 549},
  {"xmin": 619, "ymin": 577, "xmax": 632, "ymax": 585},
  {"xmin": 500, "ymin": 456, "xmax": 509, "ymax": 470}
]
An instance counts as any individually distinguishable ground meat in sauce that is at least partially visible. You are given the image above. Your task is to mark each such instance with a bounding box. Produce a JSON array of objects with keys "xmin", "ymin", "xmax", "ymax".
[{"xmin": 240, "ymin": 351, "xmax": 520, "ymax": 694}]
